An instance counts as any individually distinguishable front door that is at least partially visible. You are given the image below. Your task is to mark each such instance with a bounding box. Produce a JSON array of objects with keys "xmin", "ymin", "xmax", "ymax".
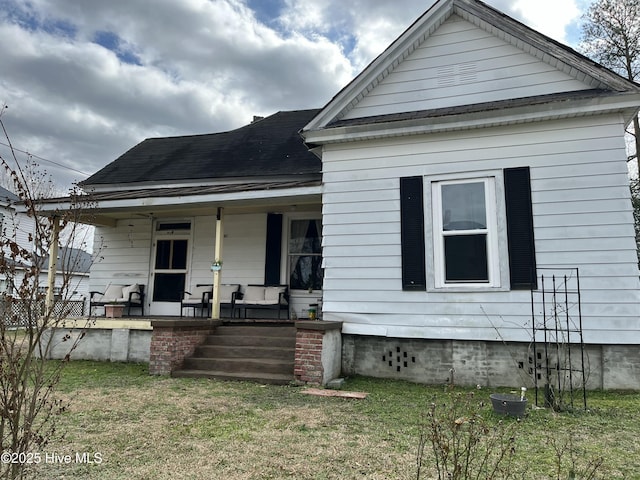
[{"xmin": 150, "ymin": 222, "xmax": 191, "ymax": 315}]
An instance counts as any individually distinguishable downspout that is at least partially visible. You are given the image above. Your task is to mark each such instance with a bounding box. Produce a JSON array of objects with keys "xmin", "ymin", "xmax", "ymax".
[
  {"xmin": 45, "ymin": 216, "xmax": 60, "ymax": 316},
  {"xmin": 211, "ymin": 207, "xmax": 224, "ymax": 320}
]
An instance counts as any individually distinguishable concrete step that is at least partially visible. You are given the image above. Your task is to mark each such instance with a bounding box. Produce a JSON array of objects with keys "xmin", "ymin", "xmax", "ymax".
[
  {"xmin": 183, "ymin": 357, "xmax": 293, "ymax": 375},
  {"xmin": 203, "ymin": 334, "xmax": 295, "ymax": 348},
  {"xmin": 172, "ymin": 369, "xmax": 294, "ymax": 385},
  {"xmin": 213, "ymin": 325, "xmax": 296, "ymax": 337},
  {"xmin": 176, "ymin": 324, "xmax": 297, "ymax": 384},
  {"xmin": 194, "ymin": 344, "xmax": 294, "ymax": 360}
]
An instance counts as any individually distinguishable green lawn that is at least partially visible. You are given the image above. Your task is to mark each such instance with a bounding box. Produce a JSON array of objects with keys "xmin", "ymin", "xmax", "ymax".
[{"xmin": 25, "ymin": 361, "xmax": 640, "ymax": 479}]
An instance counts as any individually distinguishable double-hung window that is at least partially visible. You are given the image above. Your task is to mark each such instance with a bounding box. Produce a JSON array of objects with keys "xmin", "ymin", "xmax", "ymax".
[
  {"xmin": 432, "ymin": 177, "xmax": 499, "ymax": 288},
  {"xmin": 400, "ymin": 169, "xmax": 535, "ymax": 292}
]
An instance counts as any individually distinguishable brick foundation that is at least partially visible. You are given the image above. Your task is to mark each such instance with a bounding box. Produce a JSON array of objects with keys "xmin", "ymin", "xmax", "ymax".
[
  {"xmin": 294, "ymin": 321, "xmax": 343, "ymax": 385},
  {"xmin": 149, "ymin": 319, "xmax": 221, "ymax": 375}
]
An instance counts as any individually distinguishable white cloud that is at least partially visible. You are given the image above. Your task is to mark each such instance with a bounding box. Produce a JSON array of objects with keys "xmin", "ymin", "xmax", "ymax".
[
  {"xmin": 0, "ymin": 0, "xmax": 354, "ymax": 187},
  {"xmin": 279, "ymin": 0, "xmax": 431, "ymax": 70},
  {"xmin": 0, "ymin": 0, "xmax": 588, "ymax": 190},
  {"xmin": 512, "ymin": 0, "xmax": 581, "ymax": 43}
]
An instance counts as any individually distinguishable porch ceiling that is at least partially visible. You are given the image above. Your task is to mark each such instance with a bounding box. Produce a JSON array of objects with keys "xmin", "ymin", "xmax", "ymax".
[{"xmin": 38, "ymin": 179, "xmax": 322, "ymax": 226}]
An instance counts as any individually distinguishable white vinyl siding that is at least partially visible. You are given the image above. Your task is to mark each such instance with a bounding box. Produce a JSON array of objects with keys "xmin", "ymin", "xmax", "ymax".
[
  {"xmin": 89, "ymin": 218, "xmax": 153, "ymax": 292},
  {"xmin": 187, "ymin": 216, "xmax": 215, "ymax": 288},
  {"xmin": 321, "ymin": 114, "xmax": 640, "ymax": 344},
  {"xmin": 342, "ymin": 14, "xmax": 589, "ymax": 120},
  {"xmin": 221, "ymin": 213, "xmax": 268, "ymax": 286}
]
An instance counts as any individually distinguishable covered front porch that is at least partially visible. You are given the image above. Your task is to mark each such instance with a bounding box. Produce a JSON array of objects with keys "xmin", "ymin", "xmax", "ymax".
[
  {"xmin": 43, "ymin": 177, "xmax": 324, "ymax": 320},
  {"xmin": 34, "ymin": 108, "xmax": 344, "ymax": 384},
  {"xmin": 37, "ymin": 178, "xmax": 343, "ymax": 384}
]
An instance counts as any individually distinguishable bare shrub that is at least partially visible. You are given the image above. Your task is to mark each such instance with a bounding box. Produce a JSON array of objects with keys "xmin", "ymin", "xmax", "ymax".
[
  {"xmin": 0, "ymin": 107, "xmax": 93, "ymax": 479},
  {"xmin": 416, "ymin": 389, "xmax": 519, "ymax": 480}
]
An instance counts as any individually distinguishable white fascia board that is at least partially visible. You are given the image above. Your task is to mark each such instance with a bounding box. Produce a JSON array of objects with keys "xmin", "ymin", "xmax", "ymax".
[
  {"xmin": 303, "ymin": 93, "xmax": 640, "ymax": 145},
  {"xmin": 39, "ymin": 185, "xmax": 322, "ymax": 214}
]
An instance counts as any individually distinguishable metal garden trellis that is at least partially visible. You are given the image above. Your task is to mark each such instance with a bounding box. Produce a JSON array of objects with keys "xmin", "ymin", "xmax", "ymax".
[{"xmin": 530, "ymin": 268, "xmax": 587, "ymax": 410}]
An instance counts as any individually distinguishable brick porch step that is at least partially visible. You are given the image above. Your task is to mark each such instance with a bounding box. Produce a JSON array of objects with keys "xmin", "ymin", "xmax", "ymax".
[{"xmin": 171, "ymin": 324, "xmax": 296, "ymax": 385}]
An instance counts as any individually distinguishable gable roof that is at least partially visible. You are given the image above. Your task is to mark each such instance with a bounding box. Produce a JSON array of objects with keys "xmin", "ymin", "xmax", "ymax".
[
  {"xmin": 0, "ymin": 186, "xmax": 19, "ymax": 205},
  {"xmin": 302, "ymin": 0, "xmax": 640, "ymax": 140},
  {"xmin": 43, "ymin": 247, "xmax": 92, "ymax": 274},
  {"xmin": 82, "ymin": 109, "xmax": 321, "ymax": 187}
]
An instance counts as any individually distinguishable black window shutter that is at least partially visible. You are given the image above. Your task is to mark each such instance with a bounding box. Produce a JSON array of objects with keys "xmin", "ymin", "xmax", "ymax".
[
  {"xmin": 264, "ymin": 213, "xmax": 283, "ymax": 286},
  {"xmin": 400, "ymin": 177, "xmax": 426, "ymax": 291},
  {"xmin": 504, "ymin": 167, "xmax": 537, "ymax": 290}
]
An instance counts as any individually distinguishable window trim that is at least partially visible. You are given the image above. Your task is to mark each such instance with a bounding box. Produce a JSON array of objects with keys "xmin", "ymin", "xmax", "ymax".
[{"xmin": 432, "ymin": 177, "xmax": 501, "ymax": 289}]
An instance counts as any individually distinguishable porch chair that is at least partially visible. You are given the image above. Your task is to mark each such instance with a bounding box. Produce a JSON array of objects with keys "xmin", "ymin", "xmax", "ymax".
[
  {"xmin": 232, "ymin": 285, "xmax": 289, "ymax": 319},
  {"xmin": 208, "ymin": 284, "xmax": 241, "ymax": 317},
  {"xmin": 180, "ymin": 285, "xmax": 213, "ymax": 317},
  {"xmin": 89, "ymin": 284, "xmax": 145, "ymax": 316}
]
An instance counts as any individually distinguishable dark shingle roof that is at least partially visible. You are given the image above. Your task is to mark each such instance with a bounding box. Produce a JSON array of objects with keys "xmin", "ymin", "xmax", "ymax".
[
  {"xmin": 0, "ymin": 186, "xmax": 19, "ymax": 204},
  {"xmin": 43, "ymin": 247, "xmax": 92, "ymax": 274},
  {"xmin": 82, "ymin": 109, "xmax": 321, "ymax": 186}
]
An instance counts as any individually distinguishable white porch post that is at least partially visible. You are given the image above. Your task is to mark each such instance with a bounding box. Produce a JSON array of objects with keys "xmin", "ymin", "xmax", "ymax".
[
  {"xmin": 45, "ymin": 216, "xmax": 60, "ymax": 316},
  {"xmin": 211, "ymin": 207, "xmax": 224, "ymax": 320}
]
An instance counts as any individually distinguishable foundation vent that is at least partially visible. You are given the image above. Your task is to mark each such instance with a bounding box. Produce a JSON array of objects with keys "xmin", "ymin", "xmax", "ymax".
[{"xmin": 382, "ymin": 346, "xmax": 416, "ymax": 373}]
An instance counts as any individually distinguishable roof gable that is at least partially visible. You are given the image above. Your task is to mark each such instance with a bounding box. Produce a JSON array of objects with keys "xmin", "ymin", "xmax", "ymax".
[
  {"xmin": 339, "ymin": 14, "xmax": 590, "ymax": 120},
  {"xmin": 82, "ymin": 109, "xmax": 321, "ymax": 187},
  {"xmin": 304, "ymin": 0, "xmax": 640, "ymax": 133}
]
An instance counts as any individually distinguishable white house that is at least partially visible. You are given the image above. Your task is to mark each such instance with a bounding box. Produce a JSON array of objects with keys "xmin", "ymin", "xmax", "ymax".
[
  {"xmin": 39, "ymin": 0, "xmax": 640, "ymax": 388},
  {"xmin": 0, "ymin": 186, "xmax": 33, "ymax": 296},
  {"xmin": 301, "ymin": 0, "xmax": 640, "ymax": 388},
  {"xmin": 1, "ymin": 186, "xmax": 90, "ymax": 308}
]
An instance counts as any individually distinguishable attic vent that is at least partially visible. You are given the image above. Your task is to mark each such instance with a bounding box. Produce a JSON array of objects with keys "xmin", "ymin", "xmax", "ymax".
[{"xmin": 437, "ymin": 62, "xmax": 477, "ymax": 87}]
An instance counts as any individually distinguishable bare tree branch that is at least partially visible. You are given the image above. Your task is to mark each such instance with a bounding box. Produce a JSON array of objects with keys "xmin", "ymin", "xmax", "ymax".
[{"xmin": 0, "ymin": 113, "xmax": 96, "ymax": 479}]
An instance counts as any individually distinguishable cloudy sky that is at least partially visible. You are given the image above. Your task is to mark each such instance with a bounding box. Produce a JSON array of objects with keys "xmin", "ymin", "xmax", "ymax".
[{"xmin": 0, "ymin": 0, "xmax": 592, "ymax": 190}]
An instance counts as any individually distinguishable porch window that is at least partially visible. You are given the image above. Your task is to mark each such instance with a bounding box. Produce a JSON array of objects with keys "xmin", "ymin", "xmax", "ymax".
[
  {"xmin": 432, "ymin": 178, "xmax": 499, "ymax": 287},
  {"xmin": 288, "ymin": 219, "xmax": 322, "ymax": 290},
  {"xmin": 155, "ymin": 239, "xmax": 188, "ymax": 270}
]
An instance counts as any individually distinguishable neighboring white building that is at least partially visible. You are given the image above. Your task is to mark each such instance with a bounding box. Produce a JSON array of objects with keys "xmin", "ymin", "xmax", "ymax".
[{"xmin": 0, "ymin": 186, "xmax": 90, "ymax": 305}]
